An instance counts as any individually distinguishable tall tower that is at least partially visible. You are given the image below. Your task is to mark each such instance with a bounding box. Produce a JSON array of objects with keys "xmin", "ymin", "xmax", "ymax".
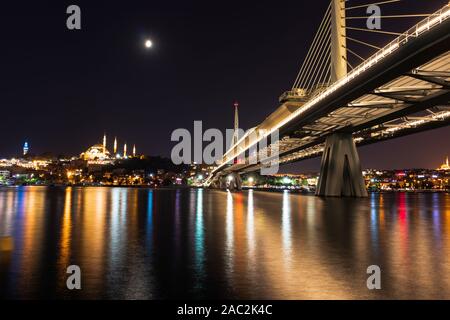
[
  {"xmin": 103, "ymin": 133, "xmax": 107, "ymax": 155},
  {"xmin": 23, "ymin": 141, "xmax": 29, "ymax": 156},
  {"xmin": 233, "ymin": 101, "xmax": 239, "ymax": 146},
  {"xmin": 113, "ymin": 137, "xmax": 118, "ymax": 154},
  {"xmin": 133, "ymin": 144, "xmax": 136, "ymax": 157},
  {"xmin": 124, "ymin": 143, "xmax": 127, "ymax": 158},
  {"xmin": 331, "ymin": 0, "xmax": 347, "ymax": 82},
  {"xmin": 316, "ymin": 0, "xmax": 367, "ymax": 197}
]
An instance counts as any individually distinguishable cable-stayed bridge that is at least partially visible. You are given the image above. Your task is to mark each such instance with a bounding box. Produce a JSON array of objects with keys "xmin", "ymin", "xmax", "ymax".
[{"xmin": 206, "ymin": 0, "xmax": 450, "ymax": 197}]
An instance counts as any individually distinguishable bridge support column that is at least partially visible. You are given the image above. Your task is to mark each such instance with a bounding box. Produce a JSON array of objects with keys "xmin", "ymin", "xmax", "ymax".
[
  {"xmin": 219, "ymin": 173, "xmax": 242, "ymax": 191},
  {"xmin": 219, "ymin": 176, "xmax": 227, "ymax": 189},
  {"xmin": 316, "ymin": 133, "xmax": 368, "ymax": 197},
  {"xmin": 228, "ymin": 173, "xmax": 242, "ymax": 191}
]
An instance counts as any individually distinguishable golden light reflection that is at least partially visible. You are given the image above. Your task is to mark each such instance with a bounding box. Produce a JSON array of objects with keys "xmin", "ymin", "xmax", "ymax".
[
  {"xmin": 445, "ymin": 194, "xmax": 450, "ymax": 226},
  {"xmin": 444, "ymin": 195, "xmax": 450, "ymax": 266},
  {"xmin": 58, "ymin": 187, "xmax": 72, "ymax": 279},
  {"xmin": 0, "ymin": 190, "xmax": 15, "ymax": 235},
  {"xmin": 110, "ymin": 188, "xmax": 121, "ymax": 255},
  {"xmin": 306, "ymin": 195, "xmax": 316, "ymax": 231},
  {"xmin": 3, "ymin": 187, "xmax": 450, "ymax": 299},
  {"xmin": 128, "ymin": 189, "xmax": 139, "ymax": 238},
  {"xmin": 234, "ymin": 192, "xmax": 245, "ymax": 264},
  {"xmin": 17, "ymin": 187, "xmax": 46, "ymax": 294},
  {"xmin": 108, "ymin": 188, "xmax": 129, "ymax": 292},
  {"xmin": 246, "ymin": 190, "xmax": 255, "ymax": 263},
  {"xmin": 379, "ymin": 194, "xmax": 385, "ymax": 232},
  {"xmin": 225, "ymin": 191, "xmax": 234, "ymax": 276},
  {"xmin": 81, "ymin": 188, "xmax": 107, "ymax": 294},
  {"xmin": 281, "ymin": 191, "xmax": 292, "ymax": 261}
]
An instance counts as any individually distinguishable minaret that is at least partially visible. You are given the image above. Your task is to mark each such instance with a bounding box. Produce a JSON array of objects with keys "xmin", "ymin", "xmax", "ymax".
[
  {"xmin": 124, "ymin": 143, "xmax": 127, "ymax": 158},
  {"xmin": 133, "ymin": 144, "xmax": 136, "ymax": 157},
  {"xmin": 113, "ymin": 137, "xmax": 118, "ymax": 155},
  {"xmin": 233, "ymin": 101, "xmax": 239, "ymax": 146},
  {"xmin": 103, "ymin": 133, "xmax": 107, "ymax": 155}
]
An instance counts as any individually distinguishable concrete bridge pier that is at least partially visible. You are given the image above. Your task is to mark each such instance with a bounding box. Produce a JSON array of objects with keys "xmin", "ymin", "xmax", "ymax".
[
  {"xmin": 316, "ymin": 133, "xmax": 368, "ymax": 197},
  {"xmin": 222, "ymin": 173, "xmax": 242, "ymax": 191},
  {"xmin": 217, "ymin": 176, "xmax": 227, "ymax": 189}
]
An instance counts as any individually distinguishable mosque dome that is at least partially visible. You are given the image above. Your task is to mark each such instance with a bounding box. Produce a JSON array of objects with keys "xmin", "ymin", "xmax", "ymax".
[
  {"xmin": 81, "ymin": 144, "xmax": 111, "ymax": 161},
  {"xmin": 438, "ymin": 156, "xmax": 450, "ymax": 171}
]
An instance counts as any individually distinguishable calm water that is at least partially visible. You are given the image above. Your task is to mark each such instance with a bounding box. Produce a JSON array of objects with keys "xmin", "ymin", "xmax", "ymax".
[{"xmin": 1, "ymin": 186, "xmax": 450, "ymax": 299}]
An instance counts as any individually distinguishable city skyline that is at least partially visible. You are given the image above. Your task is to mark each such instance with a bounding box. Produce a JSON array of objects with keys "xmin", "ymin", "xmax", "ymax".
[
  {"xmin": 1, "ymin": 0, "xmax": 448, "ymax": 172},
  {"xmin": 3, "ymin": 127, "xmax": 449, "ymax": 172},
  {"xmin": 1, "ymin": 0, "xmax": 450, "ymax": 305}
]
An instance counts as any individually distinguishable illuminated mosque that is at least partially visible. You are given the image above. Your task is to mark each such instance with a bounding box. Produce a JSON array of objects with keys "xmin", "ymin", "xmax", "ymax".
[
  {"xmin": 437, "ymin": 156, "xmax": 450, "ymax": 171},
  {"xmin": 80, "ymin": 134, "xmax": 137, "ymax": 164}
]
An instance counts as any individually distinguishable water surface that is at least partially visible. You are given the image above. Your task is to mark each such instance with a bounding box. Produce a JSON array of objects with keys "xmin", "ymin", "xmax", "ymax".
[{"xmin": 1, "ymin": 186, "xmax": 449, "ymax": 299}]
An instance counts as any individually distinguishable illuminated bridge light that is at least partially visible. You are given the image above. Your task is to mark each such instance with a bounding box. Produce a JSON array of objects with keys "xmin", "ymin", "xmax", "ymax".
[{"xmin": 210, "ymin": 5, "xmax": 450, "ymax": 177}]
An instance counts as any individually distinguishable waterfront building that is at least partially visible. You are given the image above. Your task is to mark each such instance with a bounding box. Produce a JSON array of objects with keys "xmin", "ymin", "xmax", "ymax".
[
  {"xmin": 438, "ymin": 156, "xmax": 450, "ymax": 171},
  {"xmin": 81, "ymin": 144, "xmax": 111, "ymax": 162}
]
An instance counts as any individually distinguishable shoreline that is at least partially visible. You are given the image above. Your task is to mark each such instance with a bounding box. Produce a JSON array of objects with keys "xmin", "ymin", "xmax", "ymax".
[{"xmin": 0, "ymin": 184, "xmax": 448, "ymax": 194}]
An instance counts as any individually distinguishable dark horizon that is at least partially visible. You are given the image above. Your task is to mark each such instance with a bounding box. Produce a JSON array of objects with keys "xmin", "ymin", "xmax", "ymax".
[{"xmin": 1, "ymin": 0, "xmax": 448, "ymax": 172}]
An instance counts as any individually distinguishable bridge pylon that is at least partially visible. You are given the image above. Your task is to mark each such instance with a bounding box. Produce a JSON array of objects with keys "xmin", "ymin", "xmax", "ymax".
[
  {"xmin": 331, "ymin": 0, "xmax": 347, "ymax": 82},
  {"xmin": 213, "ymin": 173, "xmax": 243, "ymax": 191},
  {"xmin": 316, "ymin": 133, "xmax": 368, "ymax": 197},
  {"xmin": 226, "ymin": 173, "xmax": 242, "ymax": 191},
  {"xmin": 315, "ymin": 0, "xmax": 367, "ymax": 197}
]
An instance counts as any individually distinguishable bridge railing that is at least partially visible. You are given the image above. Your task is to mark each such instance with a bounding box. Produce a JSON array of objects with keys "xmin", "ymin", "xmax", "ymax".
[
  {"xmin": 269, "ymin": 4, "xmax": 450, "ymax": 140},
  {"xmin": 211, "ymin": 4, "xmax": 450, "ymax": 177},
  {"xmin": 318, "ymin": 4, "xmax": 450, "ymax": 112}
]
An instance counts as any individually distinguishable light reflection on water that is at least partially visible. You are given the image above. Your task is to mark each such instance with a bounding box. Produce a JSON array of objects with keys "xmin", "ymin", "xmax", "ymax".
[{"xmin": 1, "ymin": 186, "xmax": 450, "ymax": 299}]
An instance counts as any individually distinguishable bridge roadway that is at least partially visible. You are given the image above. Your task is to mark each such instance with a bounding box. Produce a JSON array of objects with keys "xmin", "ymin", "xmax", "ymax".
[{"xmin": 208, "ymin": 5, "xmax": 450, "ymax": 183}]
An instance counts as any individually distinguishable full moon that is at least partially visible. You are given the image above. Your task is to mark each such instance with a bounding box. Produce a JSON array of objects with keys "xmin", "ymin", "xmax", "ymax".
[{"xmin": 145, "ymin": 40, "xmax": 153, "ymax": 48}]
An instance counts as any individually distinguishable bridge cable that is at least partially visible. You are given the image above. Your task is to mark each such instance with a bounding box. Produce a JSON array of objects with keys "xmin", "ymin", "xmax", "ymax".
[
  {"xmin": 292, "ymin": 4, "xmax": 331, "ymax": 88},
  {"xmin": 346, "ymin": 36, "xmax": 382, "ymax": 50},
  {"xmin": 345, "ymin": 0, "xmax": 401, "ymax": 11},
  {"xmin": 343, "ymin": 56, "xmax": 355, "ymax": 70},
  {"xmin": 294, "ymin": 3, "xmax": 331, "ymax": 87},
  {"xmin": 346, "ymin": 14, "xmax": 435, "ymax": 19},
  {"xmin": 292, "ymin": 3, "xmax": 332, "ymax": 89},
  {"xmin": 305, "ymin": 41, "xmax": 331, "ymax": 91},
  {"xmin": 293, "ymin": 7, "xmax": 331, "ymax": 88},
  {"xmin": 345, "ymin": 46, "xmax": 366, "ymax": 62},
  {"xmin": 346, "ymin": 26, "xmax": 403, "ymax": 36},
  {"xmin": 302, "ymin": 31, "xmax": 331, "ymax": 90},
  {"xmin": 314, "ymin": 53, "xmax": 332, "ymax": 88},
  {"xmin": 296, "ymin": 15, "xmax": 331, "ymax": 89},
  {"xmin": 295, "ymin": 31, "xmax": 330, "ymax": 88},
  {"xmin": 344, "ymin": 2, "xmax": 445, "ymax": 70}
]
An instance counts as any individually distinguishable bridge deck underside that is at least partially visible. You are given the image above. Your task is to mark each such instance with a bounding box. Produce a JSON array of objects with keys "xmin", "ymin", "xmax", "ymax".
[
  {"xmin": 224, "ymin": 51, "xmax": 450, "ymax": 175},
  {"xmin": 208, "ymin": 12, "xmax": 450, "ymax": 179}
]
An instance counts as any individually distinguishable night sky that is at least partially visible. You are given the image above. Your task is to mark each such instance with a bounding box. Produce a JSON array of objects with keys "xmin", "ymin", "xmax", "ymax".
[{"xmin": 1, "ymin": 0, "xmax": 448, "ymax": 171}]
